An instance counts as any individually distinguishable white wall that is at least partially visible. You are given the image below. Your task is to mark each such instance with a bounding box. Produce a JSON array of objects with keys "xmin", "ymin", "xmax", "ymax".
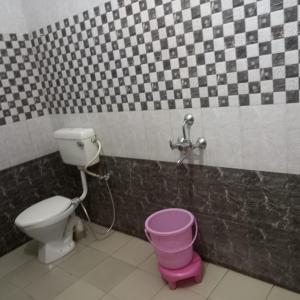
[
  {"xmin": 22, "ymin": 0, "xmax": 105, "ymax": 32},
  {"xmin": 49, "ymin": 103, "xmax": 300, "ymax": 175},
  {"xmin": 0, "ymin": 116, "xmax": 57, "ymax": 171},
  {"xmin": 5, "ymin": 104, "xmax": 297, "ymax": 174},
  {"xmin": 0, "ymin": 0, "xmax": 104, "ymax": 34},
  {"xmin": 0, "ymin": 0, "xmax": 28, "ymax": 33}
]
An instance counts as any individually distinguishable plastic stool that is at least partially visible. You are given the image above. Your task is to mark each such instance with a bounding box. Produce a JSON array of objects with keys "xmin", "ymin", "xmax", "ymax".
[{"xmin": 158, "ymin": 252, "xmax": 203, "ymax": 290}]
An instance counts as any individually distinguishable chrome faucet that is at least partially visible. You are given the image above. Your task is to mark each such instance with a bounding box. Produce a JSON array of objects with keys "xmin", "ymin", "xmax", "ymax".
[{"xmin": 169, "ymin": 114, "xmax": 207, "ymax": 166}]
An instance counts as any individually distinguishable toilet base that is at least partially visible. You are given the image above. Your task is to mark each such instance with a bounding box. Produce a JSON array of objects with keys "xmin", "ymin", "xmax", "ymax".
[{"xmin": 38, "ymin": 236, "xmax": 75, "ymax": 264}]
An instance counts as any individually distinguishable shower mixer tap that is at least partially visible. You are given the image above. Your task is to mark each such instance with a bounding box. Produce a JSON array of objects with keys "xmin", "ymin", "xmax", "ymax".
[{"xmin": 169, "ymin": 114, "xmax": 207, "ymax": 166}]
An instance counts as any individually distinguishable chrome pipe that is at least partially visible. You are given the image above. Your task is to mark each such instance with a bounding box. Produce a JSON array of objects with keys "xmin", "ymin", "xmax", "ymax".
[{"xmin": 169, "ymin": 114, "xmax": 207, "ymax": 167}]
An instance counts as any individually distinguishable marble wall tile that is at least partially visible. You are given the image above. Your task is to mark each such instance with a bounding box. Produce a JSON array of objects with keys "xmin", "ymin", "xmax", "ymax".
[
  {"xmin": 1, "ymin": 152, "xmax": 299, "ymax": 292},
  {"xmin": 86, "ymin": 155, "xmax": 300, "ymax": 292}
]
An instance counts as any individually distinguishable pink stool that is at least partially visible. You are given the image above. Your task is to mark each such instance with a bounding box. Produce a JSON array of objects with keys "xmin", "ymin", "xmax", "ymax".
[{"xmin": 158, "ymin": 252, "xmax": 203, "ymax": 290}]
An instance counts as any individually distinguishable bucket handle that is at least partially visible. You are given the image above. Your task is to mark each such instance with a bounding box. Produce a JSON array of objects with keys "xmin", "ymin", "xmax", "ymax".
[{"xmin": 145, "ymin": 219, "xmax": 198, "ymax": 254}]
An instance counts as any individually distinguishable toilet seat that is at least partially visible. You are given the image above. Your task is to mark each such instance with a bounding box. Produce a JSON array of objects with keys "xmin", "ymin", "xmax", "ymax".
[{"xmin": 15, "ymin": 196, "xmax": 72, "ymax": 228}]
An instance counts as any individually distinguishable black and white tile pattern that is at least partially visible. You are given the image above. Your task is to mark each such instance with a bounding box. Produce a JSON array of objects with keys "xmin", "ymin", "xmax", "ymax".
[
  {"xmin": 32, "ymin": 0, "xmax": 300, "ymax": 114},
  {"xmin": 0, "ymin": 34, "xmax": 46, "ymax": 126},
  {"xmin": 0, "ymin": 0, "xmax": 300, "ymax": 124}
]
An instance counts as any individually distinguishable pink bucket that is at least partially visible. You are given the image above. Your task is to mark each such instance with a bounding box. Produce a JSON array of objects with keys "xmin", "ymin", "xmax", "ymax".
[{"xmin": 145, "ymin": 208, "xmax": 198, "ymax": 269}]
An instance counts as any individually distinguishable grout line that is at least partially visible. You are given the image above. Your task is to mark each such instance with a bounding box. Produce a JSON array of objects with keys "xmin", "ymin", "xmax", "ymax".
[
  {"xmin": 56, "ymin": 251, "xmax": 117, "ymax": 282},
  {"xmin": 149, "ymin": 280, "xmax": 166, "ymax": 300},
  {"xmin": 84, "ymin": 225, "xmax": 134, "ymax": 255},
  {"xmin": 136, "ymin": 247, "xmax": 155, "ymax": 266},
  {"xmin": 207, "ymin": 267, "xmax": 229, "ymax": 298},
  {"xmin": 22, "ymin": 289, "xmax": 35, "ymax": 299},
  {"xmin": 265, "ymin": 285, "xmax": 275, "ymax": 300},
  {"xmin": 0, "ymin": 245, "xmax": 36, "ymax": 279}
]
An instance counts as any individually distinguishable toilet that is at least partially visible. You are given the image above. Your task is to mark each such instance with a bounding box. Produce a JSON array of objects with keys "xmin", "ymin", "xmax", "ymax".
[{"xmin": 15, "ymin": 128, "xmax": 100, "ymax": 264}]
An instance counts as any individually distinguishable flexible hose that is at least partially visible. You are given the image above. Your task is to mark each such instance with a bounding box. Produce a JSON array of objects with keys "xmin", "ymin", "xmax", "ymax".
[
  {"xmin": 80, "ymin": 177, "xmax": 116, "ymax": 241},
  {"xmin": 80, "ymin": 137, "xmax": 116, "ymax": 240},
  {"xmin": 84, "ymin": 140, "xmax": 102, "ymax": 178}
]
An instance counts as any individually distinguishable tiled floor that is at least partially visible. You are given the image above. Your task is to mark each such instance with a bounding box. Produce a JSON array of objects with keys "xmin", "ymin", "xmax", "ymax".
[{"xmin": 0, "ymin": 223, "xmax": 299, "ymax": 300}]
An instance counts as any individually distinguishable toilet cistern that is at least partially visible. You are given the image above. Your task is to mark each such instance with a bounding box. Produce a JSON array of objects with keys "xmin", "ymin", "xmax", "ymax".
[{"xmin": 14, "ymin": 128, "xmax": 101, "ymax": 264}]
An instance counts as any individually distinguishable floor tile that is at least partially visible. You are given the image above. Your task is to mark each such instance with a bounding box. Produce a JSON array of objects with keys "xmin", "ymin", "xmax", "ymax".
[
  {"xmin": 210, "ymin": 270, "xmax": 273, "ymax": 300},
  {"xmin": 111, "ymin": 269, "xmax": 165, "ymax": 300},
  {"xmin": 189, "ymin": 263, "xmax": 228, "ymax": 297},
  {"xmin": 152, "ymin": 286, "xmax": 206, "ymax": 300},
  {"xmin": 83, "ymin": 257, "xmax": 135, "ymax": 293},
  {"xmin": 54, "ymin": 280, "xmax": 104, "ymax": 300},
  {"xmin": 101, "ymin": 294, "xmax": 120, "ymax": 300},
  {"xmin": 138, "ymin": 254, "xmax": 161, "ymax": 277},
  {"xmin": 5, "ymin": 260, "xmax": 51, "ymax": 288},
  {"xmin": 4, "ymin": 290, "xmax": 34, "ymax": 300},
  {"xmin": 113, "ymin": 237, "xmax": 153, "ymax": 266},
  {"xmin": 78, "ymin": 223, "xmax": 110, "ymax": 246},
  {"xmin": 0, "ymin": 241, "xmax": 36, "ymax": 278},
  {"xmin": 76, "ymin": 229, "xmax": 96, "ymax": 246},
  {"xmin": 2, "ymin": 228, "xmax": 299, "ymax": 300},
  {"xmin": 89, "ymin": 231, "xmax": 132, "ymax": 254},
  {"xmin": 51, "ymin": 242, "xmax": 85, "ymax": 267},
  {"xmin": 267, "ymin": 286, "xmax": 300, "ymax": 300},
  {"xmin": 24, "ymin": 268, "xmax": 76, "ymax": 300},
  {"xmin": 58, "ymin": 247, "xmax": 107, "ymax": 277},
  {"xmin": 0, "ymin": 277, "xmax": 19, "ymax": 299}
]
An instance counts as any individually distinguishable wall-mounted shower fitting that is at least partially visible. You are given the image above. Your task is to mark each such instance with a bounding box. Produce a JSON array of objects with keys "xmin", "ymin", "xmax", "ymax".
[{"xmin": 169, "ymin": 114, "xmax": 207, "ymax": 166}]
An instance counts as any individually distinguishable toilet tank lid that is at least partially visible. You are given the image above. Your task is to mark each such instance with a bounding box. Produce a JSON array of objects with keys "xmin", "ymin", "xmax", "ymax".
[
  {"xmin": 54, "ymin": 128, "xmax": 95, "ymax": 140},
  {"xmin": 15, "ymin": 196, "xmax": 72, "ymax": 228}
]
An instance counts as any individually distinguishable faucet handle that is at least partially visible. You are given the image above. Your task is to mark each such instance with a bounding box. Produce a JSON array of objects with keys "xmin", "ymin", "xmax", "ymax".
[{"xmin": 194, "ymin": 137, "xmax": 207, "ymax": 150}]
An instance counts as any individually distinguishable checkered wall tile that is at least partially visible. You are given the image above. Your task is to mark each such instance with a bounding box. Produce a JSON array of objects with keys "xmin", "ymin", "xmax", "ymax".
[
  {"xmin": 0, "ymin": 34, "xmax": 46, "ymax": 126},
  {"xmin": 0, "ymin": 0, "xmax": 300, "ymax": 124}
]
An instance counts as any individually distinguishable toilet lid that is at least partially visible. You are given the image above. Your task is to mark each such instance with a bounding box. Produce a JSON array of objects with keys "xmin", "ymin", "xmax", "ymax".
[{"xmin": 15, "ymin": 196, "xmax": 72, "ymax": 227}]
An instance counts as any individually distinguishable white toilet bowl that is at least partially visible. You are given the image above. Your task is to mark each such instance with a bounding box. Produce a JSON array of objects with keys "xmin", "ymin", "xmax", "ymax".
[
  {"xmin": 15, "ymin": 128, "xmax": 102, "ymax": 264},
  {"xmin": 15, "ymin": 196, "xmax": 78, "ymax": 264}
]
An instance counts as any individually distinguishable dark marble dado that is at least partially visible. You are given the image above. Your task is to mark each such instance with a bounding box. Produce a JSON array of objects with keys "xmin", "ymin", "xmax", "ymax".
[
  {"xmin": 0, "ymin": 153, "xmax": 81, "ymax": 257},
  {"xmin": 86, "ymin": 156, "xmax": 300, "ymax": 293},
  {"xmin": 1, "ymin": 153, "xmax": 299, "ymax": 292}
]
